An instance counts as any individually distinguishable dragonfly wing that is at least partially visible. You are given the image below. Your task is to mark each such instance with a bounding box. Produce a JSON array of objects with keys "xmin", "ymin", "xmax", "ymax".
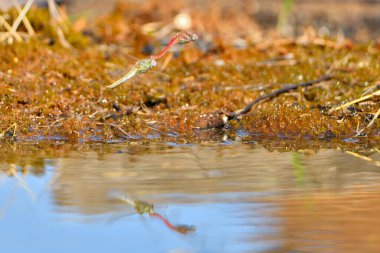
[
  {"xmin": 107, "ymin": 190, "xmax": 135, "ymax": 206},
  {"xmin": 106, "ymin": 210, "xmax": 137, "ymax": 224},
  {"xmin": 107, "ymin": 68, "xmax": 138, "ymax": 89}
]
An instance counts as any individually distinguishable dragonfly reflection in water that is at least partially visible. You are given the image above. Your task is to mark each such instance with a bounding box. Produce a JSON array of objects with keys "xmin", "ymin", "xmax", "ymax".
[{"xmin": 108, "ymin": 191, "xmax": 196, "ymax": 235}]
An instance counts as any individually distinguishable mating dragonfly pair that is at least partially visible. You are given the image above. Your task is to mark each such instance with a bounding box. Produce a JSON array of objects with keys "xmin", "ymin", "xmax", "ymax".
[
  {"xmin": 109, "ymin": 191, "xmax": 196, "ymax": 234},
  {"xmin": 107, "ymin": 31, "xmax": 198, "ymax": 89}
]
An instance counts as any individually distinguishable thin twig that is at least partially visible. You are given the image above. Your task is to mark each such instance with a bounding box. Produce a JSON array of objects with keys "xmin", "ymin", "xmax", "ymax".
[{"xmin": 228, "ymin": 75, "xmax": 333, "ymax": 119}]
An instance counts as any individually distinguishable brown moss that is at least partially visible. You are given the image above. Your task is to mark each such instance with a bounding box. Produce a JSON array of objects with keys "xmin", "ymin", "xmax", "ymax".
[{"xmin": 0, "ymin": 5, "xmax": 379, "ymax": 146}]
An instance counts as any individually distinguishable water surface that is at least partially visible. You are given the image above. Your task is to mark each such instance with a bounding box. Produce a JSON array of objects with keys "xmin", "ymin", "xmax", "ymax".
[{"xmin": 1, "ymin": 141, "xmax": 380, "ymax": 253}]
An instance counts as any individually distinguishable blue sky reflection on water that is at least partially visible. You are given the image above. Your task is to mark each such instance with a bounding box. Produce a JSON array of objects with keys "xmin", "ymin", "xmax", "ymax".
[{"xmin": 0, "ymin": 166, "xmax": 279, "ymax": 253}]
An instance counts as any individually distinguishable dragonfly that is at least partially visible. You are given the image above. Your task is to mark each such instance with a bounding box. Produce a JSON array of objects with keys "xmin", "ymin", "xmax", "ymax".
[
  {"xmin": 106, "ymin": 31, "xmax": 197, "ymax": 89},
  {"xmin": 109, "ymin": 191, "xmax": 155, "ymax": 215},
  {"xmin": 107, "ymin": 58, "xmax": 157, "ymax": 89},
  {"xmin": 150, "ymin": 31, "xmax": 199, "ymax": 60},
  {"xmin": 109, "ymin": 191, "xmax": 196, "ymax": 234}
]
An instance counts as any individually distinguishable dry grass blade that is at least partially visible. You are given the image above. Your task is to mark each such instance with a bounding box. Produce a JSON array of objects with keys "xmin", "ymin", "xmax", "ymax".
[
  {"xmin": 328, "ymin": 89, "xmax": 379, "ymax": 136},
  {"xmin": 0, "ymin": 14, "xmax": 23, "ymax": 42},
  {"xmin": 0, "ymin": 123, "xmax": 17, "ymax": 140},
  {"xmin": 47, "ymin": 0, "xmax": 71, "ymax": 48},
  {"xmin": 355, "ymin": 108, "xmax": 380, "ymax": 137},
  {"xmin": 345, "ymin": 151, "xmax": 380, "ymax": 167},
  {"xmin": 329, "ymin": 90, "xmax": 380, "ymax": 113},
  {"xmin": 47, "ymin": 0, "xmax": 68, "ymax": 31},
  {"xmin": 11, "ymin": 0, "xmax": 35, "ymax": 36},
  {"xmin": 9, "ymin": 0, "xmax": 34, "ymax": 39},
  {"xmin": 2, "ymin": 0, "xmax": 69, "ymax": 47}
]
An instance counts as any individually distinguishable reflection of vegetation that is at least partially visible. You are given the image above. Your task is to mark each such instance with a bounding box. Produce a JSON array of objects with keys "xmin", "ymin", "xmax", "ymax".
[
  {"xmin": 0, "ymin": 158, "xmax": 46, "ymax": 177},
  {"xmin": 344, "ymin": 150, "xmax": 380, "ymax": 167},
  {"xmin": 150, "ymin": 212, "xmax": 196, "ymax": 235},
  {"xmin": 112, "ymin": 193, "xmax": 155, "ymax": 214},
  {"xmin": 0, "ymin": 150, "xmax": 47, "ymax": 177},
  {"xmin": 111, "ymin": 193, "xmax": 196, "ymax": 234},
  {"xmin": 0, "ymin": 166, "xmax": 36, "ymax": 219},
  {"xmin": 291, "ymin": 152, "xmax": 305, "ymax": 185},
  {"xmin": 0, "ymin": 143, "xmax": 74, "ymax": 177},
  {"xmin": 277, "ymin": 0, "xmax": 294, "ymax": 36}
]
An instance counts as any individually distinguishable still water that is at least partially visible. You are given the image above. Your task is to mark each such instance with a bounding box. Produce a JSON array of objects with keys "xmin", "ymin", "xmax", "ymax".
[{"xmin": 1, "ymin": 140, "xmax": 380, "ymax": 253}]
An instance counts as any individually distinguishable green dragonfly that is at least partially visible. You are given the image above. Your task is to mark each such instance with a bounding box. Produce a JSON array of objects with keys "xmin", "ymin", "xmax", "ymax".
[{"xmin": 107, "ymin": 58, "xmax": 157, "ymax": 89}]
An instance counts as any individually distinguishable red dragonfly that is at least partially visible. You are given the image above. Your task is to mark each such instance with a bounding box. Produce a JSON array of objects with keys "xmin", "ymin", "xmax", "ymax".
[
  {"xmin": 150, "ymin": 31, "xmax": 198, "ymax": 60},
  {"xmin": 107, "ymin": 31, "xmax": 198, "ymax": 89},
  {"xmin": 109, "ymin": 192, "xmax": 196, "ymax": 234}
]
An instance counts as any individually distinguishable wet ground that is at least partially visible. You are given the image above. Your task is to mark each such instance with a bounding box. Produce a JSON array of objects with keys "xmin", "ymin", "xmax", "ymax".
[{"xmin": 1, "ymin": 140, "xmax": 380, "ymax": 253}]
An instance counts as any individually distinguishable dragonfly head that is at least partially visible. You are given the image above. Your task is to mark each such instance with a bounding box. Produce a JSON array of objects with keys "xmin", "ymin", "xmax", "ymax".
[
  {"xmin": 190, "ymin": 32, "xmax": 198, "ymax": 41},
  {"xmin": 177, "ymin": 32, "xmax": 199, "ymax": 45},
  {"xmin": 150, "ymin": 59, "xmax": 157, "ymax": 68}
]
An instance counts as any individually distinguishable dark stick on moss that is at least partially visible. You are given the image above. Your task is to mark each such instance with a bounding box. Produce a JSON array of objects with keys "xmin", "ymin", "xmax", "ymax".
[{"xmin": 228, "ymin": 74, "xmax": 333, "ymax": 120}]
